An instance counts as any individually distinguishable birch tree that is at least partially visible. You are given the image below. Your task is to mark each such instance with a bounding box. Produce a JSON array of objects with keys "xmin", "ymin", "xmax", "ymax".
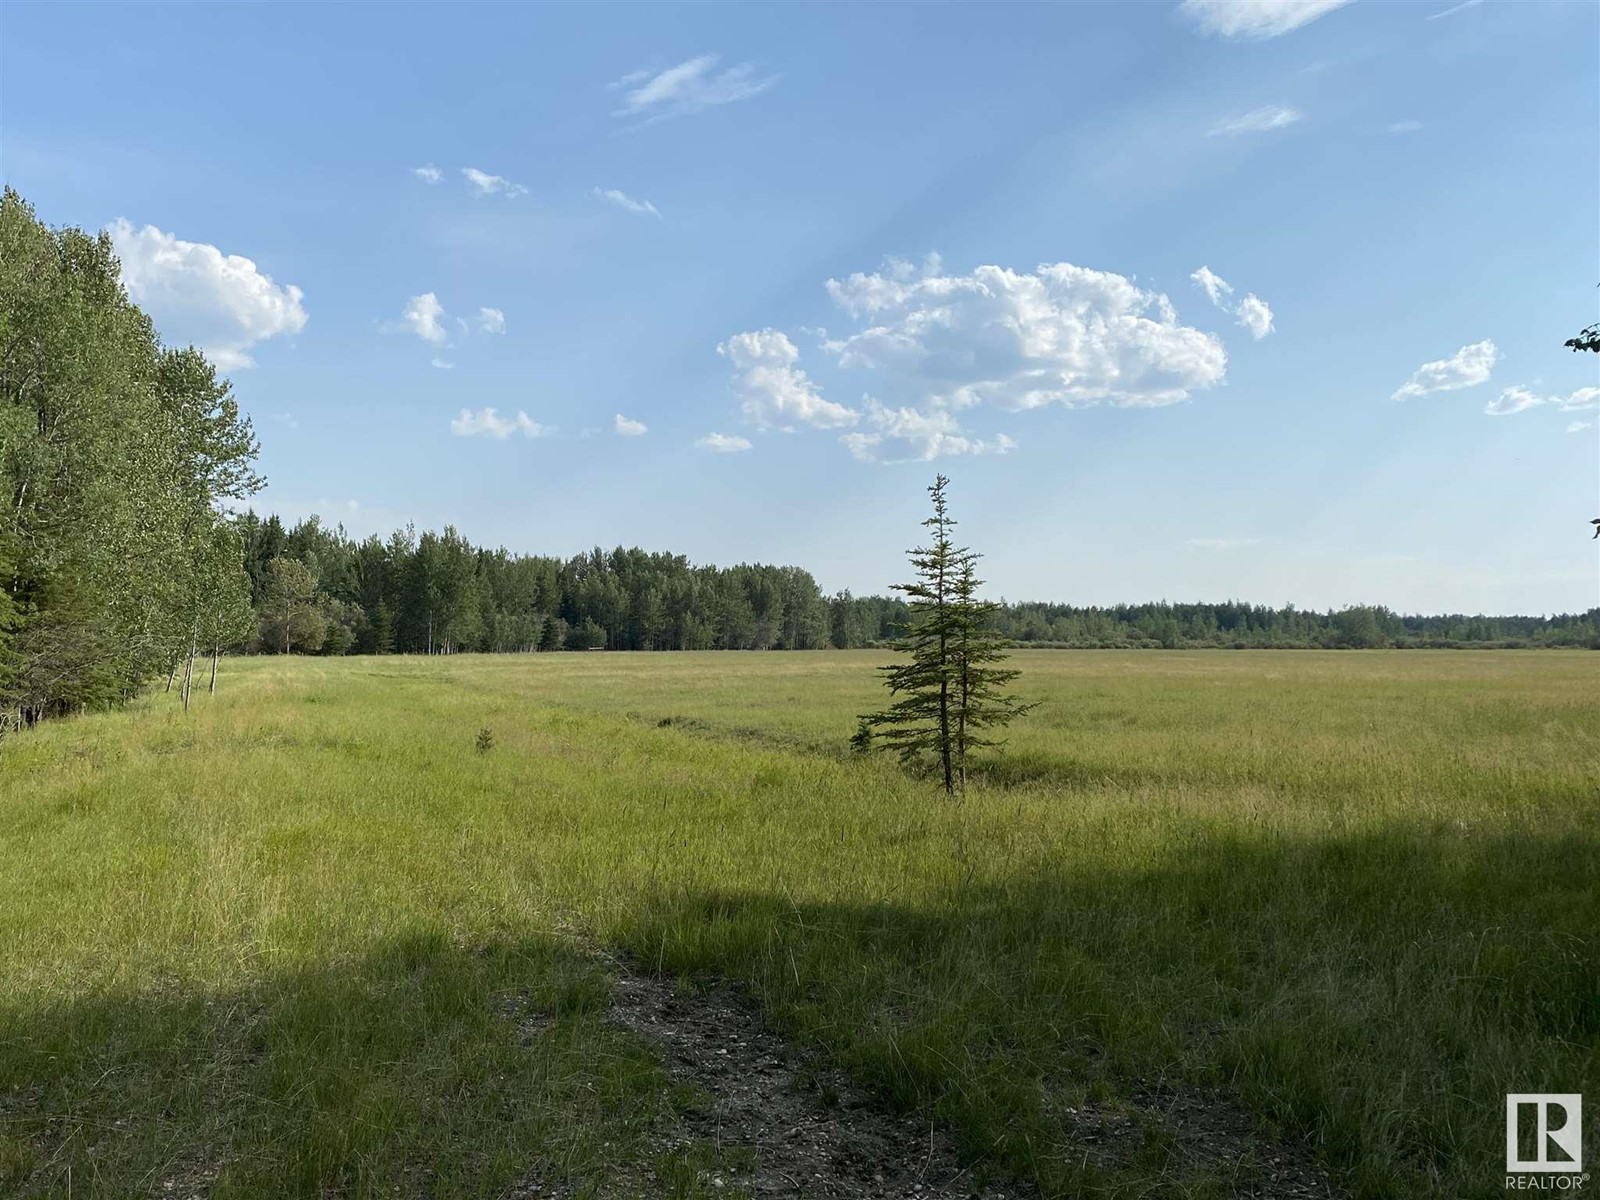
[{"xmin": 0, "ymin": 188, "xmax": 261, "ymax": 745}]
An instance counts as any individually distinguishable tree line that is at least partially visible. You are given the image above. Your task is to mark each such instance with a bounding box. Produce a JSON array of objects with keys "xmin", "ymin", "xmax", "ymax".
[
  {"xmin": 975, "ymin": 599, "xmax": 1599, "ymax": 650},
  {"xmin": 237, "ymin": 511, "xmax": 1599, "ymax": 657},
  {"xmin": 235, "ymin": 512, "xmax": 834, "ymax": 655}
]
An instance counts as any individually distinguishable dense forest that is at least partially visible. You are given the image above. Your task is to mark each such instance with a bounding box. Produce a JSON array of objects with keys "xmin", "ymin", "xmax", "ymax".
[
  {"xmin": 3, "ymin": 191, "xmax": 1595, "ymax": 746},
  {"xmin": 237, "ymin": 510, "xmax": 1600, "ymax": 655},
  {"xmin": 234, "ymin": 511, "xmax": 834, "ymax": 655},
  {"xmin": 1, "ymin": 190, "xmax": 259, "ymax": 746}
]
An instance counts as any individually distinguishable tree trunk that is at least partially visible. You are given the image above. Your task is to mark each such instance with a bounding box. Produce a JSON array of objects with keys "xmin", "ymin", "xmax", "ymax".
[
  {"xmin": 938, "ymin": 677, "xmax": 952, "ymax": 794},
  {"xmin": 166, "ymin": 661, "xmax": 178, "ymax": 692},
  {"xmin": 209, "ymin": 644, "xmax": 220, "ymax": 694},
  {"xmin": 937, "ymin": 586, "xmax": 953, "ymax": 795},
  {"xmin": 282, "ymin": 600, "xmax": 291, "ymax": 654},
  {"xmin": 181, "ymin": 623, "xmax": 197, "ymax": 712},
  {"xmin": 955, "ymin": 657, "xmax": 969, "ymax": 795}
]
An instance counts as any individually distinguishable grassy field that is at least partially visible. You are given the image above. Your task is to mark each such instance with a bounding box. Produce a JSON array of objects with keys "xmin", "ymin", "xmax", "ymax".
[{"xmin": 1, "ymin": 650, "xmax": 1595, "ymax": 1198}]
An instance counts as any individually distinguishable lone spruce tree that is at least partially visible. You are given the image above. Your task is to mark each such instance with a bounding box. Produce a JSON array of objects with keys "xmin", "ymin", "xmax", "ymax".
[
  {"xmin": 855, "ymin": 475, "xmax": 1032, "ymax": 794},
  {"xmin": 948, "ymin": 550, "xmax": 1032, "ymax": 792}
]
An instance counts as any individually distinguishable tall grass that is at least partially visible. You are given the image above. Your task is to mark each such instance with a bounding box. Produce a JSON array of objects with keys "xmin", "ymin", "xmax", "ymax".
[{"xmin": 1, "ymin": 651, "xmax": 1595, "ymax": 1197}]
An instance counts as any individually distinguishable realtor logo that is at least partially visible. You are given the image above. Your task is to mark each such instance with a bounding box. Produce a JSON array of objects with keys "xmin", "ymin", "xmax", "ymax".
[{"xmin": 1508, "ymin": 1095, "xmax": 1583, "ymax": 1174}]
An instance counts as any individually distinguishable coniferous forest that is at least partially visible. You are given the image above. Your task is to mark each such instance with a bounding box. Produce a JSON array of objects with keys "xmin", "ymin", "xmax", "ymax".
[{"xmin": 3, "ymin": 190, "xmax": 1596, "ymax": 742}]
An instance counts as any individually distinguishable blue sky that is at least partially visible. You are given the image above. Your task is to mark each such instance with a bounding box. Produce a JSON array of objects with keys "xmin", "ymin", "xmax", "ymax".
[{"xmin": 4, "ymin": 0, "xmax": 1597, "ymax": 614}]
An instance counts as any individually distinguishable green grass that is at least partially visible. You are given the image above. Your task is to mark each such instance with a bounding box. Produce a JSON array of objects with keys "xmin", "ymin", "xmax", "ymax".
[{"xmin": 1, "ymin": 650, "xmax": 1596, "ymax": 1197}]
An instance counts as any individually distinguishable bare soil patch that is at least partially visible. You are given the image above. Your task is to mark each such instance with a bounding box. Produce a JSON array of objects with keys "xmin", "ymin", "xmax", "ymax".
[{"xmin": 594, "ymin": 966, "xmax": 1027, "ymax": 1199}]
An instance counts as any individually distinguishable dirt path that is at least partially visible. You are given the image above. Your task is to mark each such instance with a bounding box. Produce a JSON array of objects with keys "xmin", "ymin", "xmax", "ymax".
[
  {"xmin": 512, "ymin": 957, "xmax": 1344, "ymax": 1199},
  {"xmin": 596, "ymin": 967, "xmax": 1026, "ymax": 1199}
]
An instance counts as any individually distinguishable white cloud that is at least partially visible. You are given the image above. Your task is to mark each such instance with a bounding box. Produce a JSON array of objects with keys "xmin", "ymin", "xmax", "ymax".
[
  {"xmin": 1190, "ymin": 266, "xmax": 1274, "ymax": 339},
  {"xmin": 1209, "ymin": 106, "xmax": 1304, "ymax": 136},
  {"xmin": 841, "ymin": 401, "xmax": 1017, "ymax": 463},
  {"xmin": 1568, "ymin": 420, "xmax": 1593, "ymax": 433},
  {"xmin": 611, "ymin": 54, "xmax": 776, "ymax": 123},
  {"xmin": 1486, "ymin": 386, "xmax": 1543, "ymax": 416},
  {"xmin": 696, "ymin": 432, "xmax": 752, "ymax": 453},
  {"xmin": 718, "ymin": 328, "xmax": 860, "ymax": 430},
  {"xmin": 1190, "ymin": 265, "xmax": 1234, "ymax": 307},
  {"xmin": 1427, "ymin": 0, "xmax": 1483, "ymax": 18},
  {"xmin": 1391, "ymin": 340, "xmax": 1499, "ymax": 400},
  {"xmin": 450, "ymin": 407, "xmax": 545, "ymax": 439},
  {"xmin": 107, "ymin": 219, "xmax": 307, "ymax": 371},
  {"xmin": 387, "ymin": 292, "xmax": 449, "ymax": 344},
  {"xmin": 1181, "ymin": 0, "xmax": 1353, "ymax": 39},
  {"xmin": 614, "ymin": 413, "xmax": 648, "ymax": 436},
  {"xmin": 430, "ymin": 357, "xmax": 454, "ymax": 370},
  {"xmin": 412, "ymin": 164, "xmax": 442, "ymax": 184},
  {"xmin": 1235, "ymin": 293, "xmax": 1274, "ymax": 339},
  {"xmin": 1487, "ymin": 385, "xmax": 1600, "ymax": 415},
  {"xmin": 461, "ymin": 167, "xmax": 528, "ymax": 197},
  {"xmin": 1387, "ymin": 120, "xmax": 1424, "ymax": 135},
  {"xmin": 822, "ymin": 259, "xmax": 1227, "ymax": 411},
  {"xmin": 592, "ymin": 186, "xmax": 661, "ymax": 218},
  {"xmin": 387, "ymin": 296, "xmax": 500, "ymax": 354}
]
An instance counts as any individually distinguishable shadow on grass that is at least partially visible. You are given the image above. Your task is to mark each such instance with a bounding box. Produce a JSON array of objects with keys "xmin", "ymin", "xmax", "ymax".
[
  {"xmin": 0, "ymin": 934, "xmax": 675, "ymax": 1200},
  {"xmin": 2, "ymin": 825, "xmax": 1594, "ymax": 1200},
  {"xmin": 609, "ymin": 824, "xmax": 1599, "ymax": 1200}
]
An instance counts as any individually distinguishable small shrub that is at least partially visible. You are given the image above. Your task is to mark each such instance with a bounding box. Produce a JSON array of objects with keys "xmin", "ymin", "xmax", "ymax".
[{"xmin": 475, "ymin": 727, "xmax": 495, "ymax": 753}]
